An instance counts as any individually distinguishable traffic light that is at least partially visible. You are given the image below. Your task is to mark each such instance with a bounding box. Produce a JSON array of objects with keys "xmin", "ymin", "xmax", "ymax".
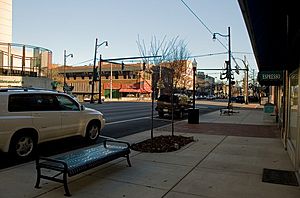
[
  {"xmin": 143, "ymin": 62, "xmax": 146, "ymax": 70},
  {"xmin": 93, "ymin": 67, "xmax": 98, "ymax": 81},
  {"xmin": 121, "ymin": 62, "xmax": 125, "ymax": 71}
]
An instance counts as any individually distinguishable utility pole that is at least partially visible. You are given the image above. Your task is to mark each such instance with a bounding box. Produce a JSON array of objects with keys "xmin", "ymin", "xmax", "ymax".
[
  {"xmin": 98, "ymin": 54, "xmax": 102, "ymax": 103},
  {"xmin": 213, "ymin": 27, "xmax": 232, "ymax": 109},
  {"xmin": 244, "ymin": 56, "xmax": 249, "ymax": 104},
  {"xmin": 227, "ymin": 27, "xmax": 232, "ymax": 108},
  {"xmin": 90, "ymin": 38, "xmax": 98, "ymax": 103}
]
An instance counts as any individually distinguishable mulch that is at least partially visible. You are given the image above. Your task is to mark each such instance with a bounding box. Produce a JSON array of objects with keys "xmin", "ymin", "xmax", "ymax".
[{"xmin": 131, "ymin": 135, "xmax": 194, "ymax": 153}]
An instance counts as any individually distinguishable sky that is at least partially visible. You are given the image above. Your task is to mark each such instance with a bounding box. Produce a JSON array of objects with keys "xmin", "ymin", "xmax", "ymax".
[{"xmin": 12, "ymin": 0, "xmax": 257, "ymax": 82}]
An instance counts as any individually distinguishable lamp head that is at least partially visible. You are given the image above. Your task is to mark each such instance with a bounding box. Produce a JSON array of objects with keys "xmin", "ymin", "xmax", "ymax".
[
  {"xmin": 105, "ymin": 41, "xmax": 109, "ymax": 47},
  {"xmin": 192, "ymin": 58, "xmax": 197, "ymax": 71},
  {"xmin": 212, "ymin": 33, "xmax": 216, "ymax": 41},
  {"xmin": 70, "ymin": 54, "xmax": 73, "ymax": 58}
]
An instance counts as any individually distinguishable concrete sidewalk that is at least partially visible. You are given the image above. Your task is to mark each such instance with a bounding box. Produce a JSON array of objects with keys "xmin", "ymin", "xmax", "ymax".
[{"xmin": 0, "ymin": 108, "xmax": 299, "ymax": 198}]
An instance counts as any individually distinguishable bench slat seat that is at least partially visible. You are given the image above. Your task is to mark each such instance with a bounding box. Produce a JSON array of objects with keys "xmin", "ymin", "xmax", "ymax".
[
  {"xmin": 39, "ymin": 145, "xmax": 129, "ymax": 176},
  {"xmin": 35, "ymin": 139, "xmax": 131, "ymax": 196}
]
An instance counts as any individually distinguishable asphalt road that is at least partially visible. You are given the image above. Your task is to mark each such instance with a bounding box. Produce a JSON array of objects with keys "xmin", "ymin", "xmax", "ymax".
[{"xmin": 0, "ymin": 101, "xmax": 222, "ymax": 169}]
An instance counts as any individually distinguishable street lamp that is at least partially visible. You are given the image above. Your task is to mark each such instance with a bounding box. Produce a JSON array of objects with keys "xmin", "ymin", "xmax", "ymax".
[
  {"xmin": 213, "ymin": 26, "xmax": 231, "ymax": 109},
  {"xmin": 63, "ymin": 50, "xmax": 73, "ymax": 93},
  {"xmin": 192, "ymin": 58, "xmax": 197, "ymax": 109},
  {"xmin": 90, "ymin": 38, "xmax": 108, "ymax": 103}
]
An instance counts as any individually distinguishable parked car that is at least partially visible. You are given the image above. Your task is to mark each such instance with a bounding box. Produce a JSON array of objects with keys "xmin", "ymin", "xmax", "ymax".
[
  {"xmin": 84, "ymin": 96, "xmax": 105, "ymax": 102},
  {"xmin": 155, "ymin": 94, "xmax": 192, "ymax": 118},
  {"xmin": 0, "ymin": 88, "xmax": 105, "ymax": 160},
  {"xmin": 235, "ymin": 96, "xmax": 245, "ymax": 103},
  {"xmin": 206, "ymin": 95, "xmax": 215, "ymax": 100}
]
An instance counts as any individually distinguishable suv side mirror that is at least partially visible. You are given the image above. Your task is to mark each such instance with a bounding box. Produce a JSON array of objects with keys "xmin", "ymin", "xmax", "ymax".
[{"xmin": 80, "ymin": 105, "xmax": 85, "ymax": 111}]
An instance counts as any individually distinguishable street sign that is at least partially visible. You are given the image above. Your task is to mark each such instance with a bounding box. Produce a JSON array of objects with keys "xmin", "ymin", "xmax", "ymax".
[{"xmin": 258, "ymin": 70, "xmax": 283, "ymax": 85}]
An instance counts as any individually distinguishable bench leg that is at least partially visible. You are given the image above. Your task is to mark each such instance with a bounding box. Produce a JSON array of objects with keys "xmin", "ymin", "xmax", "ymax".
[
  {"xmin": 63, "ymin": 172, "xmax": 71, "ymax": 197},
  {"xmin": 35, "ymin": 166, "xmax": 41, "ymax": 189},
  {"xmin": 126, "ymin": 155, "xmax": 132, "ymax": 167}
]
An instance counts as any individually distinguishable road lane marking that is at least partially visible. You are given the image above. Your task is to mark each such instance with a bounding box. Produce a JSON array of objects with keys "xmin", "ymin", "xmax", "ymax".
[
  {"xmin": 106, "ymin": 116, "xmax": 150, "ymax": 125},
  {"xmin": 106, "ymin": 116, "xmax": 172, "ymax": 125}
]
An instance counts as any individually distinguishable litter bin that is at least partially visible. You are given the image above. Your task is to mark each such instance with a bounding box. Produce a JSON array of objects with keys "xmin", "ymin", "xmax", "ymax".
[{"xmin": 188, "ymin": 108, "xmax": 199, "ymax": 124}]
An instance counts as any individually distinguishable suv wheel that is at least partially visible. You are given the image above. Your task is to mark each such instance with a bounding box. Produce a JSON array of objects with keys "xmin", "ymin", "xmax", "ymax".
[
  {"xmin": 85, "ymin": 122, "xmax": 100, "ymax": 142},
  {"xmin": 9, "ymin": 133, "xmax": 36, "ymax": 159}
]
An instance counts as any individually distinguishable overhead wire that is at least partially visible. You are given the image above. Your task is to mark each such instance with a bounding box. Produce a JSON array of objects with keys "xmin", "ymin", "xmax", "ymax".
[
  {"xmin": 179, "ymin": 0, "xmax": 254, "ymax": 74},
  {"xmin": 179, "ymin": 0, "xmax": 228, "ymax": 51}
]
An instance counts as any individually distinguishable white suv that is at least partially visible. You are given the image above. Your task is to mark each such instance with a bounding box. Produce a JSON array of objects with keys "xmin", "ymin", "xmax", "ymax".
[{"xmin": 0, "ymin": 88, "xmax": 105, "ymax": 159}]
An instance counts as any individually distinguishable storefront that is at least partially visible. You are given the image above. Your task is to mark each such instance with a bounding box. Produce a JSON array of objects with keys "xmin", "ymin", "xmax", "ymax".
[
  {"xmin": 238, "ymin": 0, "xmax": 300, "ymax": 175},
  {"xmin": 287, "ymin": 69, "xmax": 300, "ymax": 173}
]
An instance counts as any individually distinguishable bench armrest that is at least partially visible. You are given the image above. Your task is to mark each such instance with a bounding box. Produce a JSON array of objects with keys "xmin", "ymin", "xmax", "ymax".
[
  {"xmin": 36, "ymin": 156, "xmax": 68, "ymax": 171},
  {"xmin": 103, "ymin": 139, "xmax": 130, "ymax": 148}
]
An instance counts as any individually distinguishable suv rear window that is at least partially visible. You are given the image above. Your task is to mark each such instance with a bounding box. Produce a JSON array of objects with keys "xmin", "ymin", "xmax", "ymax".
[
  {"xmin": 158, "ymin": 95, "xmax": 179, "ymax": 103},
  {"xmin": 8, "ymin": 94, "xmax": 61, "ymax": 112},
  {"xmin": 8, "ymin": 94, "xmax": 36, "ymax": 112}
]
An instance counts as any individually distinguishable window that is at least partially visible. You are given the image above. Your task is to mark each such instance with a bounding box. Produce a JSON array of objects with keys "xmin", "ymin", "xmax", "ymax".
[
  {"xmin": 8, "ymin": 94, "xmax": 36, "ymax": 112},
  {"xmin": 35, "ymin": 94, "xmax": 60, "ymax": 111},
  {"xmin": 56, "ymin": 95, "xmax": 80, "ymax": 111},
  {"xmin": 8, "ymin": 94, "xmax": 61, "ymax": 112},
  {"xmin": 288, "ymin": 70, "xmax": 298, "ymax": 148}
]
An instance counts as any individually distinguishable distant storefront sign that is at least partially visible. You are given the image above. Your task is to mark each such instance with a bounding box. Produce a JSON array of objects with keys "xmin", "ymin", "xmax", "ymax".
[
  {"xmin": 0, "ymin": 76, "xmax": 22, "ymax": 87},
  {"xmin": 258, "ymin": 70, "xmax": 283, "ymax": 86}
]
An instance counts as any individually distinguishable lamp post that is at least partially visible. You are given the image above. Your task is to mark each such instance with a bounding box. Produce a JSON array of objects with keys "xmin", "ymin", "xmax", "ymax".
[
  {"xmin": 192, "ymin": 58, "xmax": 197, "ymax": 109},
  {"xmin": 213, "ymin": 26, "xmax": 231, "ymax": 109},
  {"xmin": 90, "ymin": 38, "xmax": 108, "ymax": 103},
  {"xmin": 98, "ymin": 54, "xmax": 103, "ymax": 103},
  {"xmin": 63, "ymin": 50, "xmax": 73, "ymax": 93}
]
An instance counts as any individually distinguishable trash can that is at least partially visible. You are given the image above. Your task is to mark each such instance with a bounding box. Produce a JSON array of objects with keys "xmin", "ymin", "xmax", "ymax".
[
  {"xmin": 188, "ymin": 108, "xmax": 199, "ymax": 124},
  {"xmin": 263, "ymin": 103, "xmax": 276, "ymax": 123}
]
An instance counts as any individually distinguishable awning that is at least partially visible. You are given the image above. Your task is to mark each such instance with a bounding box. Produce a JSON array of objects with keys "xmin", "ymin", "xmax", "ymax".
[{"xmin": 119, "ymin": 88, "xmax": 152, "ymax": 93}]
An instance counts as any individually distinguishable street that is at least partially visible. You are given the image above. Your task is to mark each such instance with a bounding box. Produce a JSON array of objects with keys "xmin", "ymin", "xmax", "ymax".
[{"xmin": 0, "ymin": 101, "xmax": 222, "ymax": 169}]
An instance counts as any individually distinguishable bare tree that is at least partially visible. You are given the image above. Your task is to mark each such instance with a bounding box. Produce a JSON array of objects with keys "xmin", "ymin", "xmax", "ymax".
[
  {"xmin": 136, "ymin": 35, "xmax": 191, "ymax": 93},
  {"xmin": 137, "ymin": 35, "xmax": 191, "ymax": 140}
]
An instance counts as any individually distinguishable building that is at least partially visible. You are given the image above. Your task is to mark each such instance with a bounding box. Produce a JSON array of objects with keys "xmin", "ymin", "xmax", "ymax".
[
  {"xmin": 0, "ymin": 0, "xmax": 53, "ymax": 89},
  {"xmin": 52, "ymin": 62, "xmax": 152, "ymax": 101},
  {"xmin": 239, "ymin": 0, "xmax": 300, "ymax": 175},
  {"xmin": 0, "ymin": 0, "xmax": 12, "ymax": 43}
]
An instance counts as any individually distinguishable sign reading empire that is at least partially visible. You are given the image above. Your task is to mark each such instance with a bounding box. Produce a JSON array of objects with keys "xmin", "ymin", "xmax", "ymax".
[{"xmin": 0, "ymin": 76, "xmax": 23, "ymax": 87}]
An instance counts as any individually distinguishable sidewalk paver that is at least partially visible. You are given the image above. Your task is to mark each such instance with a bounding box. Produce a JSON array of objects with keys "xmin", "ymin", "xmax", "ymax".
[{"xmin": 0, "ymin": 107, "xmax": 299, "ymax": 198}]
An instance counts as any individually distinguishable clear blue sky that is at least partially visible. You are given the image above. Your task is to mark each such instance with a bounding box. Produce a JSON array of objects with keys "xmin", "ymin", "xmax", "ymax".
[{"xmin": 12, "ymin": 0, "xmax": 257, "ymax": 81}]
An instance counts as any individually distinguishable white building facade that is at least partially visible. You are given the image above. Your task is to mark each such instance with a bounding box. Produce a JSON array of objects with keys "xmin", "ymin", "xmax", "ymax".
[{"xmin": 0, "ymin": 0, "xmax": 12, "ymax": 43}]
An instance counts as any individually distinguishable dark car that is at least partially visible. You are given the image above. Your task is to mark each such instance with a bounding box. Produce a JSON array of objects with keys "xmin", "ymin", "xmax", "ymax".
[
  {"xmin": 235, "ymin": 96, "xmax": 245, "ymax": 103},
  {"xmin": 155, "ymin": 94, "xmax": 192, "ymax": 118}
]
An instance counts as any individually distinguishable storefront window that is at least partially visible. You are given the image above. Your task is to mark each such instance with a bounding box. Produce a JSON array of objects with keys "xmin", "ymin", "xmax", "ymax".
[{"xmin": 288, "ymin": 70, "xmax": 299, "ymax": 148}]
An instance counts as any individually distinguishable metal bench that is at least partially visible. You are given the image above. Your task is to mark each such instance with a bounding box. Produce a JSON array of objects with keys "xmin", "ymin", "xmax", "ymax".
[
  {"xmin": 220, "ymin": 103, "xmax": 240, "ymax": 116},
  {"xmin": 220, "ymin": 108, "xmax": 234, "ymax": 115},
  {"xmin": 220, "ymin": 104, "xmax": 234, "ymax": 116},
  {"xmin": 35, "ymin": 139, "xmax": 131, "ymax": 196}
]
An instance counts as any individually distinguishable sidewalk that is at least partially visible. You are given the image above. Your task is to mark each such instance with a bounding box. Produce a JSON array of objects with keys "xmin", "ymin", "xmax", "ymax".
[{"xmin": 0, "ymin": 108, "xmax": 299, "ymax": 198}]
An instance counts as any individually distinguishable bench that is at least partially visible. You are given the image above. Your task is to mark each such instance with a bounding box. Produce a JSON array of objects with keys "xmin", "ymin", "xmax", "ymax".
[
  {"xmin": 220, "ymin": 104, "xmax": 234, "ymax": 116},
  {"xmin": 35, "ymin": 139, "xmax": 131, "ymax": 196},
  {"xmin": 220, "ymin": 108, "xmax": 234, "ymax": 115}
]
